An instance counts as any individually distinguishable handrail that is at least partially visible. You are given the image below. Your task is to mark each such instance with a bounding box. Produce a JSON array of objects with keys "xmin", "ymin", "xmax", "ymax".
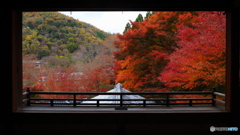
[
  {"xmin": 213, "ymin": 98, "xmax": 225, "ymax": 104},
  {"xmin": 213, "ymin": 92, "xmax": 225, "ymax": 97},
  {"xmin": 22, "ymin": 87, "xmax": 225, "ymax": 109},
  {"xmin": 26, "ymin": 91, "xmax": 213, "ymax": 95},
  {"xmin": 22, "ymin": 91, "xmax": 29, "ymax": 96}
]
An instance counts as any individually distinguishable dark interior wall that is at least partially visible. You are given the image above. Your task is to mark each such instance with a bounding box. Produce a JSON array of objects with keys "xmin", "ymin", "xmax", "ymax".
[
  {"xmin": 2, "ymin": 1, "xmax": 240, "ymax": 135},
  {"xmin": 10, "ymin": 113, "xmax": 239, "ymax": 135}
]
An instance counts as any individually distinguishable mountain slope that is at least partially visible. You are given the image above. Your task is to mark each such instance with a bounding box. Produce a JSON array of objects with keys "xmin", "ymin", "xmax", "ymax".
[{"xmin": 22, "ymin": 12, "xmax": 110, "ymax": 62}]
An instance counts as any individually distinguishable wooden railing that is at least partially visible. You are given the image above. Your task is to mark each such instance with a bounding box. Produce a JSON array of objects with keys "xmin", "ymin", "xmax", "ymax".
[{"xmin": 22, "ymin": 88, "xmax": 225, "ymax": 109}]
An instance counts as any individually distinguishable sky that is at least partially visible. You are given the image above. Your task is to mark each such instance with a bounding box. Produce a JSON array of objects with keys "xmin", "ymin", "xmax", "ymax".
[{"xmin": 59, "ymin": 11, "xmax": 147, "ymax": 34}]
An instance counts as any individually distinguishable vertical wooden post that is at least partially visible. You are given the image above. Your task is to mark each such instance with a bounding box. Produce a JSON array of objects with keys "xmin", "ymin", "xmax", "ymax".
[
  {"xmin": 119, "ymin": 84, "xmax": 123, "ymax": 107},
  {"xmin": 115, "ymin": 84, "xmax": 128, "ymax": 110},
  {"xmin": 212, "ymin": 87, "xmax": 216, "ymax": 106},
  {"xmin": 143, "ymin": 100, "xmax": 146, "ymax": 107},
  {"xmin": 97, "ymin": 100, "xmax": 99, "ymax": 107},
  {"xmin": 26, "ymin": 87, "xmax": 30, "ymax": 106},
  {"xmin": 166, "ymin": 94, "xmax": 169, "ymax": 107},
  {"xmin": 189, "ymin": 100, "xmax": 192, "ymax": 106},
  {"xmin": 73, "ymin": 94, "xmax": 76, "ymax": 107},
  {"xmin": 50, "ymin": 99, "xmax": 53, "ymax": 106},
  {"xmin": 120, "ymin": 94, "xmax": 123, "ymax": 107}
]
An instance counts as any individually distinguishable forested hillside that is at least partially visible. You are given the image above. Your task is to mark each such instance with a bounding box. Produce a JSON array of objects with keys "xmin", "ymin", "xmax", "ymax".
[
  {"xmin": 22, "ymin": 12, "xmax": 117, "ymax": 93},
  {"xmin": 22, "ymin": 12, "xmax": 110, "ymax": 62}
]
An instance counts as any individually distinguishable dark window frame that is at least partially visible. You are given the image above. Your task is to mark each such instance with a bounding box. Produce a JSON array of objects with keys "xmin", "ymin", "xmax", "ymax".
[{"xmin": 7, "ymin": 4, "xmax": 240, "ymax": 114}]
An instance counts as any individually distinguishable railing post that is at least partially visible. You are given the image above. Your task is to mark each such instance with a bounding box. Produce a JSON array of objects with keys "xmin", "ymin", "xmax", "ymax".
[
  {"xmin": 115, "ymin": 85, "xmax": 128, "ymax": 110},
  {"xmin": 26, "ymin": 87, "xmax": 30, "ymax": 106},
  {"xmin": 212, "ymin": 87, "xmax": 216, "ymax": 106},
  {"xmin": 120, "ymin": 94, "xmax": 123, "ymax": 107},
  {"xmin": 143, "ymin": 100, "xmax": 146, "ymax": 107},
  {"xmin": 166, "ymin": 94, "xmax": 169, "ymax": 107},
  {"xmin": 97, "ymin": 100, "xmax": 99, "ymax": 107},
  {"xmin": 50, "ymin": 99, "xmax": 53, "ymax": 106},
  {"xmin": 189, "ymin": 100, "xmax": 192, "ymax": 106},
  {"xmin": 73, "ymin": 94, "xmax": 76, "ymax": 106}
]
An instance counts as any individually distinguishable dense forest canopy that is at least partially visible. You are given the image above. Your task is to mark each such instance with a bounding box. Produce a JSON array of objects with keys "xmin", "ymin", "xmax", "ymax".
[
  {"xmin": 22, "ymin": 12, "xmax": 110, "ymax": 61},
  {"xmin": 22, "ymin": 11, "xmax": 226, "ymax": 100}
]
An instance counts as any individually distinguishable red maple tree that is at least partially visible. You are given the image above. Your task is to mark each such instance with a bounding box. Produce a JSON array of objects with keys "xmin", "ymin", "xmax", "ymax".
[
  {"xmin": 114, "ymin": 11, "xmax": 198, "ymax": 92},
  {"xmin": 159, "ymin": 11, "xmax": 226, "ymax": 91}
]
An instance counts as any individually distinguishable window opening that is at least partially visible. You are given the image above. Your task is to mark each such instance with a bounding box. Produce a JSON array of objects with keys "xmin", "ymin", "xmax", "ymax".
[{"xmin": 22, "ymin": 11, "xmax": 226, "ymax": 110}]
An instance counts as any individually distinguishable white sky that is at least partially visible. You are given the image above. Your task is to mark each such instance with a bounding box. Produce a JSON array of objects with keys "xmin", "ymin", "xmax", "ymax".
[{"xmin": 59, "ymin": 11, "xmax": 147, "ymax": 34}]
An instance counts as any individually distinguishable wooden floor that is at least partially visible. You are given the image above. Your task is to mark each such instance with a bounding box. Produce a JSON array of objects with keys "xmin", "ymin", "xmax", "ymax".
[{"xmin": 18, "ymin": 105, "xmax": 225, "ymax": 113}]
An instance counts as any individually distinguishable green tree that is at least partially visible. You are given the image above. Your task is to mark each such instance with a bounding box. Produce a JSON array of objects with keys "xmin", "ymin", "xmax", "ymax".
[
  {"xmin": 67, "ymin": 42, "xmax": 78, "ymax": 53},
  {"xmin": 45, "ymin": 18, "xmax": 54, "ymax": 25},
  {"xmin": 135, "ymin": 14, "xmax": 144, "ymax": 23},
  {"xmin": 38, "ymin": 45, "xmax": 50, "ymax": 59},
  {"xmin": 145, "ymin": 11, "xmax": 153, "ymax": 19},
  {"xmin": 123, "ymin": 22, "xmax": 131, "ymax": 33}
]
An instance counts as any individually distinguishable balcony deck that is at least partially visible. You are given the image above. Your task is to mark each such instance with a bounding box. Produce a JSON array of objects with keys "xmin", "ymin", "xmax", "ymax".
[{"xmin": 18, "ymin": 105, "xmax": 225, "ymax": 113}]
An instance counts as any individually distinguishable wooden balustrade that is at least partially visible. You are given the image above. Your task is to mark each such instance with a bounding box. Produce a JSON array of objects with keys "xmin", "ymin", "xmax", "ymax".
[{"xmin": 22, "ymin": 88, "xmax": 225, "ymax": 109}]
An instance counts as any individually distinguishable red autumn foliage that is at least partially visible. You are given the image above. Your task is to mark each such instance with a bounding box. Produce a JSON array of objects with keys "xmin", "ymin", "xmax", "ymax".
[
  {"xmin": 24, "ymin": 54, "xmax": 116, "ymax": 99},
  {"xmin": 114, "ymin": 11, "xmax": 209, "ymax": 92},
  {"xmin": 159, "ymin": 11, "xmax": 226, "ymax": 90},
  {"xmin": 114, "ymin": 11, "xmax": 183, "ymax": 92}
]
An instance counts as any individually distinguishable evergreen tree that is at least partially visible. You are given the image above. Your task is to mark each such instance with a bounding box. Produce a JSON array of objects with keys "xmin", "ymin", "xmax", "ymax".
[
  {"xmin": 123, "ymin": 22, "xmax": 131, "ymax": 33},
  {"xmin": 135, "ymin": 14, "xmax": 144, "ymax": 23},
  {"xmin": 145, "ymin": 11, "xmax": 153, "ymax": 19}
]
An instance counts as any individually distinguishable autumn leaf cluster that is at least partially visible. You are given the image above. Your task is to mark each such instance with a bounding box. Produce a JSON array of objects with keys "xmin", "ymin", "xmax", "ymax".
[{"xmin": 114, "ymin": 11, "xmax": 226, "ymax": 92}]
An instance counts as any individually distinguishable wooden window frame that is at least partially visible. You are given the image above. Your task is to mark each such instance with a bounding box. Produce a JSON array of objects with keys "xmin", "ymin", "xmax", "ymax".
[{"xmin": 8, "ymin": 5, "xmax": 240, "ymax": 114}]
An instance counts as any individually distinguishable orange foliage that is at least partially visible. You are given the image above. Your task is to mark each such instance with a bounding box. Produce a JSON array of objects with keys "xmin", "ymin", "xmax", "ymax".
[{"xmin": 114, "ymin": 11, "xmax": 183, "ymax": 92}]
